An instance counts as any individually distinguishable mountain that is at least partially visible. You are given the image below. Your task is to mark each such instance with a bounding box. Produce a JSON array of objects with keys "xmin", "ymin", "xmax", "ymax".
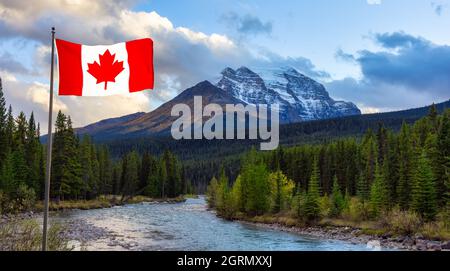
[
  {"xmin": 73, "ymin": 81, "xmax": 242, "ymax": 141},
  {"xmin": 216, "ymin": 66, "xmax": 361, "ymax": 123},
  {"xmin": 100, "ymin": 99, "xmax": 450, "ymax": 161},
  {"xmin": 65, "ymin": 66, "xmax": 360, "ymax": 141}
]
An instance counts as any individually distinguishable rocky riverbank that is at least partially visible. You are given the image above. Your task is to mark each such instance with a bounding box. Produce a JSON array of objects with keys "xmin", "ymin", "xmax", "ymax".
[
  {"xmin": 1, "ymin": 196, "xmax": 187, "ymax": 251},
  {"xmin": 243, "ymin": 221, "xmax": 450, "ymax": 251}
]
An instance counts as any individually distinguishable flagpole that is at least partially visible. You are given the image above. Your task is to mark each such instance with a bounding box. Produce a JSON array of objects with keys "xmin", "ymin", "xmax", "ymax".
[{"xmin": 42, "ymin": 26, "xmax": 55, "ymax": 251}]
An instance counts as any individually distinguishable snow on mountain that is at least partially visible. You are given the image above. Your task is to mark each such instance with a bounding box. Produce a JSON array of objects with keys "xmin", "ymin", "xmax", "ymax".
[{"xmin": 216, "ymin": 66, "xmax": 361, "ymax": 123}]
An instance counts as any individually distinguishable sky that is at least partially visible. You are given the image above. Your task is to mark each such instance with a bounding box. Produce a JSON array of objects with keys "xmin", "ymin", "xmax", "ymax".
[{"xmin": 0, "ymin": 0, "xmax": 449, "ymax": 129}]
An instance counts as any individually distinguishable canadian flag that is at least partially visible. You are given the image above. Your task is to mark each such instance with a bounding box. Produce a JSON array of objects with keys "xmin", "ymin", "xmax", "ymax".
[{"xmin": 55, "ymin": 38, "xmax": 154, "ymax": 96}]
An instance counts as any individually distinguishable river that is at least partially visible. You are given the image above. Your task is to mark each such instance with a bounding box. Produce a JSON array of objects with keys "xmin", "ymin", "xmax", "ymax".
[{"xmin": 53, "ymin": 197, "xmax": 373, "ymax": 251}]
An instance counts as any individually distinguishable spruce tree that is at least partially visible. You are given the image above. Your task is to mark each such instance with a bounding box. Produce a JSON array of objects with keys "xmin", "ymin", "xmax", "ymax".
[
  {"xmin": 304, "ymin": 158, "xmax": 321, "ymax": 221},
  {"xmin": 0, "ymin": 77, "xmax": 7, "ymax": 163},
  {"xmin": 411, "ymin": 151, "xmax": 438, "ymax": 220},
  {"xmin": 356, "ymin": 172, "xmax": 369, "ymax": 206},
  {"xmin": 25, "ymin": 112, "xmax": 40, "ymax": 194},
  {"xmin": 369, "ymin": 162, "xmax": 388, "ymax": 217},
  {"xmin": 206, "ymin": 176, "xmax": 219, "ymax": 208},
  {"xmin": 397, "ymin": 122, "xmax": 413, "ymax": 209},
  {"xmin": 330, "ymin": 175, "xmax": 345, "ymax": 217},
  {"xmin": 437, "ymin": 110, "xmax": 450, "ymax": 206}
]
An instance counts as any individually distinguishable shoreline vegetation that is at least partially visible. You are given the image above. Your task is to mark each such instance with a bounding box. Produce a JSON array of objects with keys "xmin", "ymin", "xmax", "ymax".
[
  {"xmin": 0, "ymin": 195, "xmax": 186, "ymax": 251},
  {"xmin": 206, "ymin": 107, "xmax": 450, "ymax": 251},
  {"xmin": 220, "ymin": 213, "xmax": 449, "ymax": 251}
]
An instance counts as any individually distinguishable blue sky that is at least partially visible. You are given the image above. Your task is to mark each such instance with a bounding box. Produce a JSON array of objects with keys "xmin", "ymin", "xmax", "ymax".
[
  {"xmin": 0, "ymin": 0, "xmax": 449, "ymax": 128},
  {"xmin": 138, "ymin": 0, "xmax": 450, "ymax": 79}
]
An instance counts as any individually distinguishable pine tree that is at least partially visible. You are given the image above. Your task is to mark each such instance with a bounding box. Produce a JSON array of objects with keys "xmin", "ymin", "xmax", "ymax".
[
  {"xmin": 0, "ymin": 152, "xmax": 15, "ymax": 193},
  {"xmin": 80, "ymin": 135, "xmax": 93, "ymax": 199},
  {"xmin": 241, "ymin": 148, "xmax": 270, "ymax": 215},
  {"xmin": 428, "ymin": 103, "xmax": 439, "ymax": 132},
  {"xmin": 25, "ymin": 112, "xmax": 40, "ymax": 194},
  {"xmin": 397, "ymin": 122, "xmax": 413, "ymax": 209},
  {"xmin": 5, "ymin": 106, "xmax": 14, "ymax": 149},
  {"xmin": 0, "ymin": 77, "xmax": 8, "ymax": 163},
  {"xmin": 120, "ymin": 151, "xmax": 140, "ymax": 199},
  {"xmin": 369, "ymin": 162, "xmax": 388, "ymax": 217},
  {"xmin": 63, "ymin": 117, "xmax": 83, "ymax": 199},
  {"xmin": 216, "ymin": 167, "xmax": 231, "ymax": 217},
  {"xmin": 206, "ymin": 176, "xmax": 219, "ymax": 208},
  {"xmin": 15, "ymin": 111, "xmax": 28, "ymax": 147},
  {"xmin": 304, "ymin": 158, "xmax": 321, "ymax": 221},
  {"xmin": 437, "ymin": 109, "xmax": 450, "ymax": 206},
  {"xmin": 330, "ymin": 175, "xmax": 345, "ymax": 217},
  {"xmin": 139, "ymin": 152, "xmax": 151, "ymax": 191},
  {"xmin": 356, "ymin": 172, "xmax": 370, "ymax": 206},
  {"xmin": 362, "ymin": 130, "xmax": 377, "ymax": 191},
  {"xmin": 411, "ymin": 151, "xmax": 438, "ymax": 220}
]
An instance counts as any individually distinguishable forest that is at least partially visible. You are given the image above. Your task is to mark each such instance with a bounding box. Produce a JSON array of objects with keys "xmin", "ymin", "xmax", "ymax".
[
  {"xmin": 1, "ymin": 75, "xmax": 449, "ymax": 236},
  {"xmin": 0, "ymin": 84, "xmax": 190, "ymax": 214},
  {"xmin": 206, "ymin": 106, "xmax": 449, "ymax": 237}
]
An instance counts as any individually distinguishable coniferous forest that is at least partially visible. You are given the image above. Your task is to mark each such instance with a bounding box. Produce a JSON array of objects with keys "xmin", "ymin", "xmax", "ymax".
[
  {"xmin": 206, "ymin": 106, "xmax": 450, "ymax": 238},
  {"xmin": 0, "ymin": 83, "xmax": 189, "ymax": 214},
  {"xmin": 1, "ymin": 77, "xmax": 449, "ymax": 240}
]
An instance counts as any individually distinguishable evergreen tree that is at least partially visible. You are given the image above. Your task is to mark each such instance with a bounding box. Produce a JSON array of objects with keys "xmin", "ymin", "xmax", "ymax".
[
  {"xmin": 120, "ymin": 151, "xmax": 140, "ymax": 198},
  {"xmin": 411, "ymin": 151, "xmax": 438, "ymax": 220},
  {"xmin": 356, "ymin": 172, "xmax": 370, "ymax": 206},
  {"xmin": 437, "ymin": 110, "xmax": 450, "ymax": 206},
  {"xmin": 206, "ymin": 176, "xmax": 219, "ymax": 208},
  {"xmin": 397, "ymin": 122, "xmax": 413, "ymax": 209},
  {"xmin": 25, "ymin": 112, "xmax": 41, "ymax": 194},
  {"xmin": 15, "ymin": 111, "xmax": 28, "ymax": 147},
  {"xmin": 269, "ymin": 170, "xmax": 294, "ymax": 213},
  {"xmin": 304, "ymin": 158, "xmax": 321, "ymax": 220},
  {"xmin": 241, "ymin": 148, "xmax": 270, "ymax": 215},
  {"xmin": 0, "ymin": 77, "xmax": 8, "ymax": 163},
  {"xmin": 369, "ymin": 162, "xmax": 388, "ymax": 217},
  {"xmin": 5, "ymin": 106, "xmax": 15, "ymax": 149},
  {"xmin": 330, "ymin": 175, "xmax": 345, "ymax": 217}
]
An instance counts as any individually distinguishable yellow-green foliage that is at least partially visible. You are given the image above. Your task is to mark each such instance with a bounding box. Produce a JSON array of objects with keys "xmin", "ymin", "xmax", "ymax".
[
  {"xmin": 319, "ymin": 196, "xmax": 332, "ymax": 217},
  {"xmin": 381, "ymin": 207, "xmax": 422, "ymax": 235},
  {"xmin": 342, "ymin": 197, "xmax": 370, "ymax": 222},
  {"xmin": 269, "ymin": 171, "xmax": 295, "ymax": 212}
]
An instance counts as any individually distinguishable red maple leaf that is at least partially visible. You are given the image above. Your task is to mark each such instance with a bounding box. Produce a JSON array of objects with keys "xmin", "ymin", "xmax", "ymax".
[{"xmin": 87, "ymin": 49, "xmax": 125, "ymax": 90}]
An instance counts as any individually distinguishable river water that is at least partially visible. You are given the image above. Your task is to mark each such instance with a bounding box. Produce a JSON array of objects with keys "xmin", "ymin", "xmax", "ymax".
[{"xmin": 54, "ymin": 197, "xmax": 372, "ymax": 251}]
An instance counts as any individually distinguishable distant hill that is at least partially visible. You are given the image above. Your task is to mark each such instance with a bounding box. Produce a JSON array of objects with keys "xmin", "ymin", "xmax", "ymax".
[{"xmin": 98, "ymin": 100, "xmax": 450, "ymax": 161}]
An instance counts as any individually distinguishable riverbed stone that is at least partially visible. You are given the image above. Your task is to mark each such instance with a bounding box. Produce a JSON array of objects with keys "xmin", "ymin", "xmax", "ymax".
[{"xmin": 441, "ymin": 241, "xmax": 450, "ymax": 250}]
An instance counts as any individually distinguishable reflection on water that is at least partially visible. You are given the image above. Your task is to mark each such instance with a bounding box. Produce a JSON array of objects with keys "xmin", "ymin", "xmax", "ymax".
[{"xmin": 54, "ymin": 197, "xmax": 371, "ymax": 251}]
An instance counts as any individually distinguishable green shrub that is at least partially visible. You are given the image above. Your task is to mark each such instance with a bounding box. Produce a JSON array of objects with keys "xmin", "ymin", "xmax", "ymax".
[
  {"xmin": 382, "ymin": 208, "xmax": 422, "ymax": 235},
  {"xmin": 319, "ymin": 196, "xmax": 332, "ymax": 217},
  {"xmin": 342, "ymin": 197, "xmax": 370, "ymax": 222},
  {"xmin": 13, "ymin": 185, "xmax": 36, "ymax": 212}
]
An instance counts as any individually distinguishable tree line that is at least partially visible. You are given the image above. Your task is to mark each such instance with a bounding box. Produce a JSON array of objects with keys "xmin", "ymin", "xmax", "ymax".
[
  {"xmin": 207, "ymin": 106, "xmax": 450, "ymax": 224},
  {"xmin": 0, "ymin": 83, "xmax": 189, "ymax": 213}
]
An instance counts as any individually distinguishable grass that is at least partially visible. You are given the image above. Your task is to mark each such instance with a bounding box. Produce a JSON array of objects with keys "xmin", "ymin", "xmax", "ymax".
[
  {"xmin": 33, "ymin": 194, "xmax": 187, "ymax": 212},
  {"xmin": 0, "ymin": 219, "xmax": 70, "ymax": 251},
  {"xmin": 232, "ymin": 211, "xmax": 450, "ymax": 242}
]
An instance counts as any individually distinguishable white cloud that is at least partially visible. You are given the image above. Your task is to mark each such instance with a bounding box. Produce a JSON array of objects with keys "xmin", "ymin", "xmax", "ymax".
[
  {"xmin": 0, "ymin": 0, "xmax": 338, "ymax": 130},
  {"xmin": 0, "ymin": 1, "xmax": 243, "ymax": 129}
]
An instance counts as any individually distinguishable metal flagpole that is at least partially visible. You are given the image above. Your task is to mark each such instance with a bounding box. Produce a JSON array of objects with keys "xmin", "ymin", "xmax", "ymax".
[{"xmin": 42, "ymin": 26, "xmax": 55, "ymax": 251}]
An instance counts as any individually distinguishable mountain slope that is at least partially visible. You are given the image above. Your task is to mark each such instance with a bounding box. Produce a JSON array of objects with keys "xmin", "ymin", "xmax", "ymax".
[
  {"xmin": 101, "ymin": 100, "xmax": 450, "ymax": 161},
  {"xmin": 216, "ymin": 66, "xmax": 361, "ymax": 122},
  {"xmin": 74, "ymin": 81, "xmax": 242, "ymax": 141}
]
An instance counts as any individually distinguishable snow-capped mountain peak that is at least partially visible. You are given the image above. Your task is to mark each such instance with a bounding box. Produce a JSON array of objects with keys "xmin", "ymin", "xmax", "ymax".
[{"xmin": 216, "ymin": 66, "xmax": 360, "ymax": 123}]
